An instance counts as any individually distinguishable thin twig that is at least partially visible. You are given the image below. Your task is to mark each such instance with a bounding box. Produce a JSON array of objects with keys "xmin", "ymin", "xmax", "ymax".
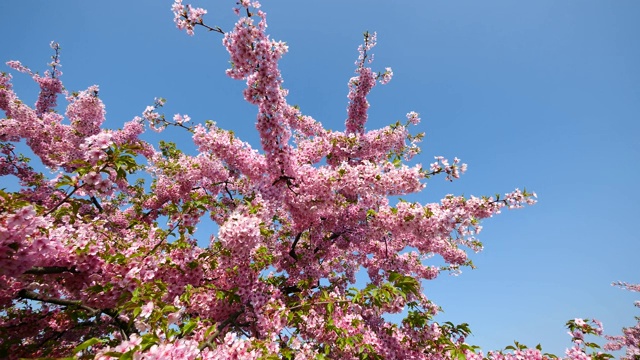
[
  {"xmin": 44, "ymin": 184, "xmax": 84, "ymax": 217},
  {"xmin": 288, "ymin": 299, "xmax": 351, "ymax": 312},
  {"xmin": 198, "ymin": 310, "xmax": 243, "ymax": 351}
]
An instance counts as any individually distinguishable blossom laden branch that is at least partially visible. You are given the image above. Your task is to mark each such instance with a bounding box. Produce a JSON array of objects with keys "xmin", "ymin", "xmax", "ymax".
[
  {"xmin": 172, "ymin": 0, "xmax": 223, "ymax": 36},
  {"xmin": 198, "ymin": 310, "xmax": 243, "ymax": 351},
  {"xmin": 16, "ymin": 290, "xmax": 134, "ymax": 338},
  {"xmin": 17, "ymin": 289, "xmax": 101, "ymax": 316}
]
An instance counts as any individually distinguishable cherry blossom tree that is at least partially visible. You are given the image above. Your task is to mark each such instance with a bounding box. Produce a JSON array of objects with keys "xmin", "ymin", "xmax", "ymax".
[
  {"xmin": 604, "ymin": 283, "xmax": 640, "ymax": 360},
  {"xmin": 0, "ymin": 1, "xmax": 635, "ymax": 359}
]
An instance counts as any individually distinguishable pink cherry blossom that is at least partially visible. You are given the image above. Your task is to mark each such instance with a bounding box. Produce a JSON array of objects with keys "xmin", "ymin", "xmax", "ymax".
[{"xmin": 140, "ymin": 301, "xmax": 154, "ymax": 318}]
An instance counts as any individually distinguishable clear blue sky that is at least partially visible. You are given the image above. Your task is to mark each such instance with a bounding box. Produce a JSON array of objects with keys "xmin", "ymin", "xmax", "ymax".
[{"xmin": 1, "ymin": 0, "xmax": 639, "ymax": 356}]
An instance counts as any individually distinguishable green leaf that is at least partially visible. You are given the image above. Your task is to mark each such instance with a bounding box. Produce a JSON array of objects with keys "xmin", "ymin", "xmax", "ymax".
[
  {"xmin": 327, "ymin": 301, "xmax": 334, "ymax": 314},
  {"xmin": 162, "ymin": 305, "xmax": 178, "ymax": 314},
  {"xmin": 103, "ymin": 351, "xmax": 125, "ymax": 357},
  {"xmin": 72, "ymin": 337, "xmax": 104, "ymax": 354},
  {"xmin": 182, "ymin": 319, "xmax": 198, "ymax": 336}
]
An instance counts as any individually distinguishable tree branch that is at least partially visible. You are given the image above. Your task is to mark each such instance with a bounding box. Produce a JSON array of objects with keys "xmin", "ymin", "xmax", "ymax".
[
  {"xmin": 91, "ymin": 196, "xmax": 103, "ymax": 213},
  {"xmin": 17, "ymin": 289, "xmax": 100, "ymax": 316},
  {"xmin": 313, "ymin": 231, "xmax": 344, "ymax": 254},
  {"xmin": 224, "ymin": 182, "xmax": 234, "ymax": 200},
  {"xmin": 44, "ymin": 184, "xmax": 84, "ymax": 217},
  {"xmin": 288, "ymin": 299, "xmax": 352, "ymax": 312},
  {"xmin": 16, "ymin": 289, "xmax": 135, "ymax": 338},
  {"xmin": 289, "ymin": 232, "xmax": 303, "ymax": 260},
  {"xmin": 197, "ymin": 21, "xmax": 224, "ymax": 34},
  {"xmin": 198, "ymin": 310, "xmax": 243, "ymax": 351},
  {"xmin": 23, "ymin": 266, "xmax": 78, "ymax": 275}
]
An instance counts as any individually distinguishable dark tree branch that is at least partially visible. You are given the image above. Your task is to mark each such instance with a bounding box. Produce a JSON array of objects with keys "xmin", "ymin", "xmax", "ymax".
[
  {"xmin": 44, "ymin": 184, "xmax": 84, "ymax": 217},
  {"xmin": 91, "ymin": 196, "xmax": 103, "ymax": 213},
  {"xmin": 18, "ymin": 289, "xmax": 100, "ymax": 315},
  {"xmin": 199, "ymin": 310, "xmax": 243, "ymax": 351},
  {"xmin": 16, "ymin": 289, "xmax": 135, "ymax": 339},
  {"xmin": 289, "ymin": 232, "xmax": 303, "ymax": 261},
  {"xmin": 224, "ymin": 182, "xmax": 234, "ymax": 200},
  {"xmin": 313, "ymin": 231, "xmax": 344, "ymax": 254},
  {"xmin": 282, "ymin": 285, "xmax": 301, "ymax": 295},
  {"xmin": 23, "ymin": 266, "xmax": 78, "ymax": 275},
  {"xmin": 140, "ymin": 220, "xmax": 181, "ymax": 261},
  {"xmin": 179, "ymin": 12, "xmax": 224, "ymax": 34},
  {"xmin": 126, "ymin": 208, "xmax": 157, "ymax": 230},
  {"xmin": 196, "ymin": 21, "xmax": 224, "ymax": 34}
]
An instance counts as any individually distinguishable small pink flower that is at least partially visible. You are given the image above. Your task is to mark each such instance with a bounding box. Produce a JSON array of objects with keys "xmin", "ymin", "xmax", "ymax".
[
  {"xmin": 134, "ymin": 320, "xmax": 151, "ymax": 333},
  {"xmin": 406, "ymin": 111, "xmax": 420, "ymax": 125},
  {"xmin": 167, "ymin": 310, "xmax": 182, "ymax": 325},
  {"xmin": 569, "ymin": 330, "xmax": 584, "ymax": 342},
  {"xmin": 85, "ymin": 149, "xmax": 106, "ymax": 163},
  {"xmin": 379, "ymin": 67, "xmax": 393, "ymax": 84},
  {"xmin": 173, "ymin": 113, "xmax": 190, "ymax": 124},
  {"xmin": 83, "ymin": 172, "xmax": 102, "ymax": 186},
  {"xmin": 96, "ymin": 179, "xmax": 112, "ymax": 193},
  {"xmin": 140, "ymin": 301, "xmax": 154, "ymax": 319}
]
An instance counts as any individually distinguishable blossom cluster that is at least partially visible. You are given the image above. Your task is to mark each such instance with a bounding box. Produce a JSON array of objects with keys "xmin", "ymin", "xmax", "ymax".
[{"xmin": 171, "ymin": 0, "xmax": 207, "ymax": 36}]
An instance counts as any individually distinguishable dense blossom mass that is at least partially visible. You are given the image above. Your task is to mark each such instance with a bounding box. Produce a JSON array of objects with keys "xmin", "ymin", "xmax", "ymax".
[{"xmin": 0, "ymin": 1, "xmax": 637, "ymax": 359}]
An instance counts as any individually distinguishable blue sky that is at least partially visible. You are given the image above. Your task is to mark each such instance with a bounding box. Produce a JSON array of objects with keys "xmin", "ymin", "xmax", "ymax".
[{"xmin": 1, "ymin": 0, "xmax": 639, "ymax": 355}]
